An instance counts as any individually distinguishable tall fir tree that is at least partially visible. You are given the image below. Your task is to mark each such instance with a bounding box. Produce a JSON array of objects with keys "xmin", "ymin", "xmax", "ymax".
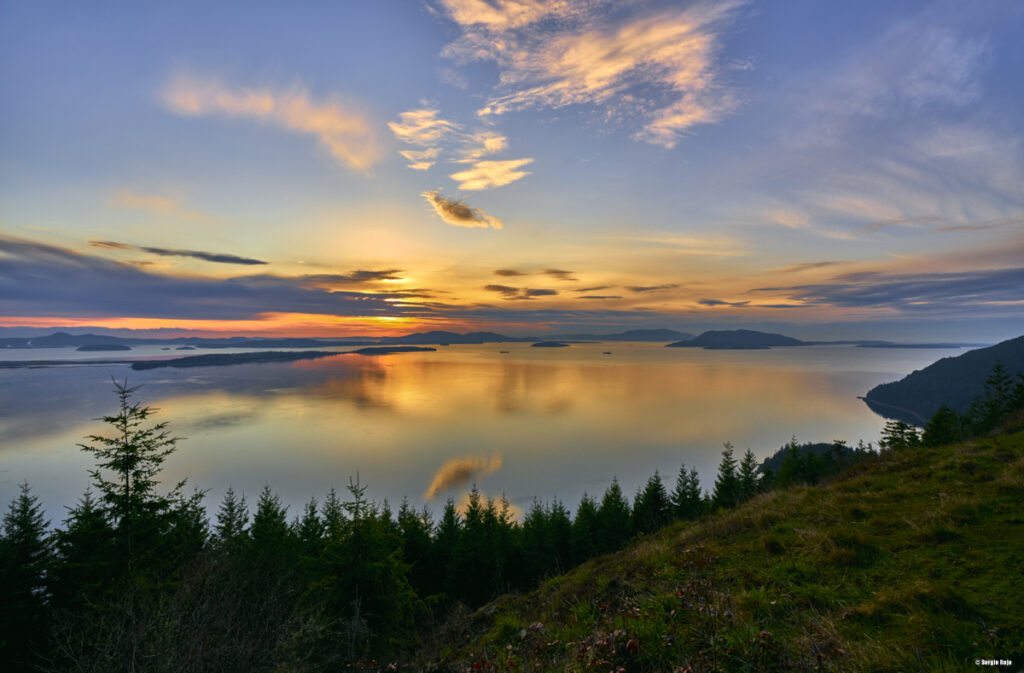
[
  {"xmin": 632, "ymin": 471, "xmax": 672, "ymax": 534},
  {"xmin": 596, "ymin": 478, "xmax": 632, "ymax": 553},
  {"xmin": 738, "ymin": 449, "xmax": 760, "ymax": 502},
  {"xmin": 0, "ymin": 482, "xmax": 52, "ymax": 673},
  {"xmin": 712, "ymin": 442, "xmax": 741, "ymax": 509}
]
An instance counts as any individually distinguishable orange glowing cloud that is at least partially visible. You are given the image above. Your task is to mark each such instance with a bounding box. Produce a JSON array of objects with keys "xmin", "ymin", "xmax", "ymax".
[{"xmin": 163, "ymin": 75, "xmax": 380, "ymax": 172}]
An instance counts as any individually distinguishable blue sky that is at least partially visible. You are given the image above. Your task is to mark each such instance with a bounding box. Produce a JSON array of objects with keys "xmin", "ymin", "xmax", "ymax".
[{"xmin": 1, "ymin": 0, "xmax": 1022, "ymax": 340}]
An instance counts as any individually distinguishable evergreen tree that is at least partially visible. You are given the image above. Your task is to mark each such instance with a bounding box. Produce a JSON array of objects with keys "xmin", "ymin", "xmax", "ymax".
[
  {"xmin": 671, "ymin": 464, "xmax": 704, "ymax": 520},
  {"xmin": 77, "ymin": 379, "xmax": 184, "ymax": 571},
  {"xmin": 738, "ymin": 449, "xmax": 760, "ymax": 502},
  {"xmin": 433, "ymin": 498, "xmax": 461, "ymax": 601},
  {"xmin": 879, "ymin": 420, "xmax": 920, "ymax": 453},
  {"xmin": 569, "ymin": 493, "xmax": 599, "ymax": 564},
  {"xmin": 632, "ymin": 471, "xmax": 671, "ymax": 534},
  {"xmin": 0, "ymin": 482, "xmax": 52, "ymax": 672},
  {"xmin": 321, "ymin": 487, "xmax": 345, "ymax": 540},
  {"xmin": 922, "ymin": 406, "xmax": 963, "ymax": 447},
  {"xmin": 397, "ymin": 498, "xmax": 433, "ymax": 598},
  {"xmin": 295, "ymin": 497, "xmax": 325, "ymax": 560},
  {"xmin": 712, "ymin": 442, "xmax": 741, "ymax": 509},
  {"xmin": 596, "ymin": 479, "xmax": 632, "ymax": 553},
  {"xmin": 249, "ymin": 485, "xmax": 293, "ymax": 571},
  {"xmin": 323, "ymin": 476, "xmax": 416, "ymax": 659},
  {"xmin": 215, "ymin": 486, "xmax": 249, "ymax": 550},
  {"xmin": 49, "ymin": 490, "xmax": 116, "ymax": 610}
]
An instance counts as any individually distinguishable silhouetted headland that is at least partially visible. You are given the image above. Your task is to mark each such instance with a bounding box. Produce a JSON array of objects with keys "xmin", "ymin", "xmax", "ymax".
[{"xmin": 863, "ymin": 334, "xmax": 1024, "ymax": 423}]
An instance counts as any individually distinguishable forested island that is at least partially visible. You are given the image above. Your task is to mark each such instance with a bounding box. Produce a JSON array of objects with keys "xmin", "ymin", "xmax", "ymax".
[{"xmin": 2, "ymin": 343, "xmax": 1022, "ymax": 671}]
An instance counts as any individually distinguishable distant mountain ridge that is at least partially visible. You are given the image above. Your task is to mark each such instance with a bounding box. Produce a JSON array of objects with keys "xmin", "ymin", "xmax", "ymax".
[{"xmin": 863, "ymin": 335, "xmax": 1024, "ymax": 424}]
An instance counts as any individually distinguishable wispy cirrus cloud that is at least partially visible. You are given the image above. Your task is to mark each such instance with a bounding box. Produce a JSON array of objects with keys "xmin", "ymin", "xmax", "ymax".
[
  {"xmin": 389, "ymin": 107, "xmax": 514, "ymax": 174},
  {"xmin": 458, "ymin": 130, "xmax": 509, "ymax": 162},
  {"xmin": 90, "ymin": 240, "xmax": 267, "ymax": 266},
  {"xmin": 753, "ymin": 267, "xmax": 1024, "ymax": 313},
  {"xmin": 779, "ymin": 261, "xmax": 843, "ymax": 274},
  {"xmin": 422, "ymin": 190, "xmax": 504, "ymax": 229},
  {"xmin": 108, "ymin": 190, "xmax": 211, "ymax": 222},
  {"xmin": 163, "ymin": 75, "xmax": 380, "ymax": 172},
  {"xmin": 440, "ymin": 0, "xmax": 745, "ymax": 148},
  {"xmin": 388, "ymin": 108, "xmax": 458, "ymax": 169},
  {"xmin": 450, "ymin": 158, "xmax": 533, "ymax": 190},
  {"xmin": 436, "ymin": 0, "xmax": 573, "ymax": 31}
]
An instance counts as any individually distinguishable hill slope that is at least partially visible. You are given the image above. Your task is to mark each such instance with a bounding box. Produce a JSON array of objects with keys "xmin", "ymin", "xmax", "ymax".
[
  {"xmin": 415, "ymin": 429, "xmax": 1024, "ymax": 672},
  {"xmin": 864, "ymin": 335, "xmax": 1024, "ymax": 424}
]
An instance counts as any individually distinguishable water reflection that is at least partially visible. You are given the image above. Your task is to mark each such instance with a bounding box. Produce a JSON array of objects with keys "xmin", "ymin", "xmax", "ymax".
[{"xmin": 0, "ymin": 343, "xmax": 962, "ymax": 520}]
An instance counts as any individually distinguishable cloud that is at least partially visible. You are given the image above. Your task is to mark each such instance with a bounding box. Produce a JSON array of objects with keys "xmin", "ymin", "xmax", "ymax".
[
  {"xmin": 108, "ymin": 190, "xmax": 209, "ymax": 222},
  {"xmin": 629, "ymin": 284, "xmax": 680, "ymax": 293},
  {"xmin": 697, "ymin": 298, "xmax": 749, "ymax": 307},
  {"xmin": 450, "ymin": 158, "xmax": 533, "ymax": 190},
  {"xmin": 437, "ymin": 0, "xmax": 573, "ymax": 31},
  {"xmin": 399, "ymin": 148, "xmax": 442, "ymax": 171},
  {"xmin": 767, "ymin": 208, "xmax": 810, "ymax": 229},
  {"xmin": 577, "ymin": 295, "xmax": 621, "ymax": 300},
  {"xmin": 779, "ymin": 261, "xmax": 843, "ymax": 274},
  {"xmin": 0, "ymin": 235, "xmax": 409, "ymax": 320},
  {"xmin": 484, "ymin": 284, "xmax": 520, "ymax": 297},
  {"xmin": 388, "ymin": 108, "xmax": 457, "ymax": 146},
  {"xmin": 576, "ymin": 285, "xmax": 614, "ymax": 292},
  {"xmin": 163, "ymin": 75, "xmax": 379, "ymax": 172},
  {"xmin": 445, "ymin": 1, "xmax": 744, "ymax": 148},
  {"xmin": 494, "ymin": 269, "xmax": 526, "ymax": 277},
  {"xmin": 389, "ymin": 108, "xmax": 515, "ymax": 172},
  {"xmin": 299, "ymin": 269, "xmax": 404, "ymax": 283},
  {"xmin": 91, "ymin": 240, "xmax": 267, "ymax": 266},
  {"xmin": 458, "ymin": 130, "xmax": 509, "ymax": 162},
  {"xmin": 422, "ymin": 190, "xmax": 505, "ymax": 229},
  {"xmin": 483, "ymin": 285, "xmax": 557, "ymax": 300},
  {"xmin": 424, "ymin": 454, "xmax": 503, "ymax": 500},
  {"xmin": 753, "ymin": 267, "xmax": 1024, "ymax": 313},
  {"xmin": 544, "ymin": 269, "xmax": 577, "ymax": 281}
]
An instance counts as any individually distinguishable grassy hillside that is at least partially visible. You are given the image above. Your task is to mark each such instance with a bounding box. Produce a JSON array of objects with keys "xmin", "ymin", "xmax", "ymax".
[{"xmin": 414, "ymin": 426, "xmax": 1024, "ymax": 672}]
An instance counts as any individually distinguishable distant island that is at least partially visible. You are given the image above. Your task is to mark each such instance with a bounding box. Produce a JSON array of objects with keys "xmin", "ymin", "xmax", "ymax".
[
  {"xmin": 131, "ymin": 351, "xmax": 339, "ymax": 370},
  {"xmin": 667, "ymin": 329, "xmax": 806, "ymax": 349},
  {"xmin": 350, "ymin": 346, "xmax": 436, "ymax": 355},
  {"xmin": 863, "ymin": 334, "xmax": 1024, "ymax": 424},
  {"xmin": 76, "ymin": 344, "xmax": 131, "ymax": 352},
  {"xmin": 532, "ymin": 341, "xmax": 570, "ymax": 348}
]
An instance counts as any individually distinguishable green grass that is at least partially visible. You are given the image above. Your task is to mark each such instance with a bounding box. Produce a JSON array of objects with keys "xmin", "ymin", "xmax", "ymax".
[{"xmin": 413, "ymin": 430, "xmax": 1024, "ymax": 672}]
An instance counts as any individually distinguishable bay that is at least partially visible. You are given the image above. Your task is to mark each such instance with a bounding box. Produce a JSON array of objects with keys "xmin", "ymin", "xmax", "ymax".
[{"xmin": 0, "ymin": 342, "xmax": 960, "ymax": 521}]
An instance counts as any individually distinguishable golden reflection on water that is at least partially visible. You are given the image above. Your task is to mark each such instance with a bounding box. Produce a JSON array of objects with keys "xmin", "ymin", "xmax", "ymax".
[{"xmin": 0, "ymin": 343, "xmax": 959, "ymax": 518}]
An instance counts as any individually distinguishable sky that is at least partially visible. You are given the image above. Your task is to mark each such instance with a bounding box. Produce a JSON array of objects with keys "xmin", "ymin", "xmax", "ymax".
[{"xmin": 1, "ymin": 0, "xmax": 1023, "ymax": 341}]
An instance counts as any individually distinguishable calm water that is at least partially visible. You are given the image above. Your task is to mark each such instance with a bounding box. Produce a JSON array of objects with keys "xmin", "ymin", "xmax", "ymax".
[{"xmin": 0, "ymin": 343, "xmax": 960, "ymax": 521}]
